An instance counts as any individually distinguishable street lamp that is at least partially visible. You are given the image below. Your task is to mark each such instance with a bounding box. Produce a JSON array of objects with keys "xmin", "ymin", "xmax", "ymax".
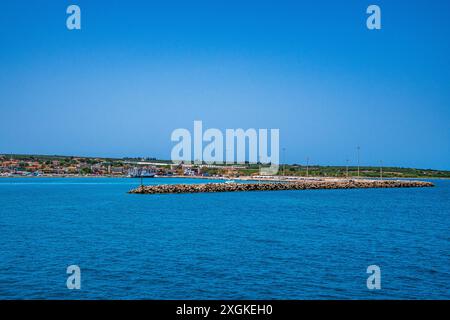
[
  {"xmin": 306, "ymin": 156, "xmax": 309, "ymax": 177},
  {"xmin": 357, "ymin": 146, "xmax": 361, "ymax": 178},
  {"xmin": 346, "ymin": 159, "xmax": 349, "ymax": 178},
  {"xmin": 380, "ymin": 160, "xmax": 383, "ymax": 180}
]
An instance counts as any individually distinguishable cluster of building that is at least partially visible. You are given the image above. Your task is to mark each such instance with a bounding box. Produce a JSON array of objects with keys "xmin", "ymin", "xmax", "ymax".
[
  {"xmin": 0, "ymin": 155, "xmax": 125, "ymax": 176},
  {"xmin": 0, "ymin": 155, "xmax": 249, "ymax": 178}
]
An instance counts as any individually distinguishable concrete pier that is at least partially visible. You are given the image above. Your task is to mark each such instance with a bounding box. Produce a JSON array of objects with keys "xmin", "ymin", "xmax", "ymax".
[{"xmin": 128, "ymin": 179, "xmax": 434, "ymax": 194}]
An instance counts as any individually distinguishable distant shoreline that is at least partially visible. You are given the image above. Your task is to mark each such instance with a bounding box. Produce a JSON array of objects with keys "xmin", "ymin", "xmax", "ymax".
[{"xmin": 1, "ymin": 175, "xmax": 449, "ymax": 180}]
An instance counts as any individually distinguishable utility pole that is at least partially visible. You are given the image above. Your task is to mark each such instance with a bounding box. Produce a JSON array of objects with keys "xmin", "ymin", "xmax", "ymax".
[
  {"xmin": 357, "ymin": 146, "xmax": 361, "ymax": 178},
  {"xmin": 346, "ymin": 159, "xmax": 349, "ymax": 178},
  {"xmin": 282, "ymin": 148, "xmax": 286, "ymax": 176},
  {"xmin": 306, "ymin": 157, "xmax": 309, "ymax": 177},
  {"xmin": 380, "ymin": 160, "xmax": 383, "ymax": 180}
]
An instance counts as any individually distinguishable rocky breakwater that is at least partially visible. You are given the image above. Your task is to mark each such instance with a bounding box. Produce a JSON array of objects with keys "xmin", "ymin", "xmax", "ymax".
[{"xmin": 128, "ymin": 179, "xmax": 434, "ymax": 194}]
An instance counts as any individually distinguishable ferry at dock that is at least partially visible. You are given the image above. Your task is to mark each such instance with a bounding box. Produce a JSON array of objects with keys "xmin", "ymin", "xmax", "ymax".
[{"xmin": 127, "ymin": 168, "xmax": 156, "ymax": 178}]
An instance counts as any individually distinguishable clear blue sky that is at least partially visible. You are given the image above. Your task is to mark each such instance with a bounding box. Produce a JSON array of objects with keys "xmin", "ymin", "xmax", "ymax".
[{"xmin": 1, "ymin": 0, "xmax": 449, "ymax": 169}]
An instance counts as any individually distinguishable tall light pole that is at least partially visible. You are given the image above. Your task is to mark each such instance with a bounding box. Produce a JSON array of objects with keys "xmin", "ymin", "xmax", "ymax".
[
  {"xmin": 346, "ymin": 159, "xmax": 349, "ymax": 178},
  {"xmin": 380, "ymin": 160, "xmax": 383, "ymax": 180},
  {"xmin": 306, "ymin": 157, "xmax": 309, "ymax": 177},
  {"xmin": 282, "ymin": 147, "xmax": 286, "ymax": 176},
  {"xmin": 357, "ymin": 146, "xmax": 361, "ymax": 178}
]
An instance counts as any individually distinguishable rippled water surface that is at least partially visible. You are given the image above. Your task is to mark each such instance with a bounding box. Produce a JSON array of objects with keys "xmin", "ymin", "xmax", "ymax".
[{"xmin": 0, "ymin": 177, "xmax": 449, "ymax": 299}]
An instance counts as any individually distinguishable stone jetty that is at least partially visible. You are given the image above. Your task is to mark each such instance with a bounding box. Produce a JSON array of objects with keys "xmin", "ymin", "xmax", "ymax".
[{"xmin": 129, "ymin": 179, "xmax": 434, "ymax": 195}]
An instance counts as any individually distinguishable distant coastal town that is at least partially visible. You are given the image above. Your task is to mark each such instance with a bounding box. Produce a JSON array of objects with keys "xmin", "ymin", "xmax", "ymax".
[{"xmin": 1, "ymin": 154, "xmax": 449, "ymax": 179}]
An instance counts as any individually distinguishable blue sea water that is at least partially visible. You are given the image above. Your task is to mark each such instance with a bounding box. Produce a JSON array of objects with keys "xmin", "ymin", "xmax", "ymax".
[{"xmin": 0, "ymin": 177, "xmax": 449, "ymax": 299}]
